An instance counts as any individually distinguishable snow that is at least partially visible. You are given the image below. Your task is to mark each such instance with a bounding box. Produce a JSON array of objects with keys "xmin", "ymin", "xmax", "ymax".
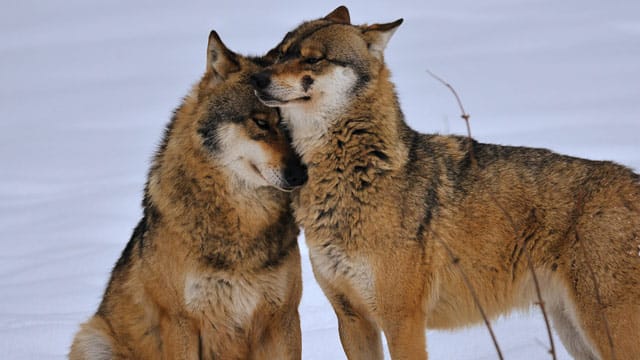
[{"xmin": 1, "ymin": 0, "xmax": 638, "ymax": 359}]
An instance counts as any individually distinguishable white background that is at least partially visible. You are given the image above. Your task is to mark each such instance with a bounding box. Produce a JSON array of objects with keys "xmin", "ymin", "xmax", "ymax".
[{"xmin": 1, "ymin": 1, "xmax": 638, "ymax": 358}]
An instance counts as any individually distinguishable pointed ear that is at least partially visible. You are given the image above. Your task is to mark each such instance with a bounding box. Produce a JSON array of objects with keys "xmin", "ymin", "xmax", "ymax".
[
  {"xmin": 207, "ymin": 30, "xmax": 241, "ymax": 83},
  {"xmin": 362, "ymin": 19, "xmax": 403, "ymax": 60},
  {"xmin": 263, "ymin": 46, "xmax": 280, "ymax": 64},
  {"xmin": 324, "ymin": 5, "xmax": 350, "ymax": 24}
]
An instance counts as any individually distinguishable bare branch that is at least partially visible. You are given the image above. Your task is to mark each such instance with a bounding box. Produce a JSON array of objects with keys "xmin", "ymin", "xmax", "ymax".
[
  {"xmin": 433, "ymin": 234, "xmax": 504, "ymax": 360},
  {"xmin": 426, "ymin": 70, "xmax": 504, "ymax": 359},
  {"xmin": 575, "ymin": 229, "xmax": 617, "ymax": 359},
  {"xmin": 527, "ymin": 256, "xmax": 556, "ymax": 358},
  {"xmin": 426, "ymin": 70, "xmax": 470, "ymax": 125},
  {"xmin": 486, "ymin": 177, "xmax": 558, "ymax": 360},
  {"xmin": 565, "ymin": 192, "xmax": 616, "ymax": 360},
  {"xmin": 426, "ymin": 70, "xmax": 475, "ymax": 164},
  {"xmin": 428, "ymin": 70, "xmax": 558, "ymax": 359}
]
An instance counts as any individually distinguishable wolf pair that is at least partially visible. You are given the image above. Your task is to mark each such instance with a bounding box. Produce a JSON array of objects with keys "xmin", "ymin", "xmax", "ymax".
[{"xmin": 72, "ymin": 5, "xmax": 640, "ymax": 360}]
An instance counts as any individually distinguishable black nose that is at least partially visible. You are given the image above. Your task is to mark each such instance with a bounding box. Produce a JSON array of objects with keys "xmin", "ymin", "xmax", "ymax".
[
  {"xmin": 302, "ymin": 75, "xmax": 314, "ymax": 92},
  {"xmin": 250, "ymin": 71, "xmax": 271, "ymax": 90},
  {"xmin": 284, "ymin": 157, "xmax": 308, "ymax": 188}
]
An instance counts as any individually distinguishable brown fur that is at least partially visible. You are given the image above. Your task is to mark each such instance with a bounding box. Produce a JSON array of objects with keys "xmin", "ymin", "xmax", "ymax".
[
  {"xmin": 69, "ymin": 32, "xmax": 304, "ymax": 360},
  {"xmin": 254, "ymin": 6, "xmax": 640, "ymax": 359}
]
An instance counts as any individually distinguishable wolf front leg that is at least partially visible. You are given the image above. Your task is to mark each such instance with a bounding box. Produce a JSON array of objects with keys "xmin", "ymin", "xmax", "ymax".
[
  {"xmin": 313, "ymin": 269, "xmax": 384, "ymax": 360},
  {"xmin": 251, "ymin": 246, "xmax": 303, "ymax": 359},
  {"xmin": 375, "ymin": 248, "xmax": 429, "ymax": 360},
  {"xmin": 251, "ymin": 307, "xmax": 302, "ymax": 360},
  {"xmin": 158, "ymin": 314, "xmax": 201, "ymax": 360},
  {"xmin": 333, "ymin": 297, "xmax": 384, "ymax": 360},
  {"xmin": 380, "ymin": 311, "xmax": 427, "ymax": 360}
]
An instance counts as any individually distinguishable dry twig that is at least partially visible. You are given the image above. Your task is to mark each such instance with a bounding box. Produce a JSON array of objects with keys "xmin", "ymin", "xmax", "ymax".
[
  {"xmin": 572, "ymin": 194, "xmax": 617, "ymax": 360},
  {"xmin": 433, "ymin": 233, "xmax": 504, "ymax": 360},
  {"xmin": 489, "ymin": 191, "xmax": 557, "ymax": 359},
  {"xmin": 427, "ymin": 70, "xmax": 558, "ymax": 359},
  {"xmin": 426, "ymin": 70, "xmax": 504, "ymax": 360},
  {"xmin": 426, "ymin": 70, "xmax": 475, "ymax": 163},
  {"xmin": 576, "ymin": 230, "xmax": 617, "ymax": 360}
]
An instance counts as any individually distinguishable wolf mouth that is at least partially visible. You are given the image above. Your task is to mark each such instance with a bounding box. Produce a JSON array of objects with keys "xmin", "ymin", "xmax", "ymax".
[
  {"xmin": 254, "ymin": 90, "xmax": 311, "ymax": 106},
  {"xmin": 249, "ymin": 162, "xmax": 295, "ymax": 192}
]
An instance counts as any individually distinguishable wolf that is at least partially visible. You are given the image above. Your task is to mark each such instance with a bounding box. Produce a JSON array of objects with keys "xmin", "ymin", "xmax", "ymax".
[
  {"xmin": 69, "ymin": 31, "xmax": 307, "ymax": 360},
  {"xmin": 252, "ymin": 6, "xmax": 640, "ymax": 360}
]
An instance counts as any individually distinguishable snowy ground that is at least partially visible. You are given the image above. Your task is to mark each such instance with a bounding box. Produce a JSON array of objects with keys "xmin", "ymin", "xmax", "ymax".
[{"xmin": 1, "ymin": 1, "xmax": 638, "ymax": 359}]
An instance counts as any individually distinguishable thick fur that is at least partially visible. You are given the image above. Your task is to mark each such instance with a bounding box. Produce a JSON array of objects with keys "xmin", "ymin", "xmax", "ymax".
[
  {"xmin": 253, "ymin": 6, "xmax": 640, "ymax": 360},
  {"xmin": 70, "ymin": 32, "xmax": 305, "ymax": 360}
]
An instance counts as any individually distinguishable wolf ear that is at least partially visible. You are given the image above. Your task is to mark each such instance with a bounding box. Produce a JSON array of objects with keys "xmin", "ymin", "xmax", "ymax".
[
  {"xmin": 324, "ymin": 5, "xmax": 351, "ymax": 24},
  {"xmin": 362, "ymin": 19, "xmax": 403, "ymax": 60},
  {"xmin": 263, "ymin": 46, "xmax": 280, "ymax": 64},
  {"xmin": 207, "ymin": 30, "xmax": 241, "ymax": 84}
]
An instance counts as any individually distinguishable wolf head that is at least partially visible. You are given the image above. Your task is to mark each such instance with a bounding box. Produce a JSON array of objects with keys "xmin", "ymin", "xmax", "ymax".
[
  {"xmin": 251, "ymin": 6, "xmax": 402, "ymax": 148},
  {"xmin": 179, "ymin": 31, "xmax": 307, "ymax": 191}
]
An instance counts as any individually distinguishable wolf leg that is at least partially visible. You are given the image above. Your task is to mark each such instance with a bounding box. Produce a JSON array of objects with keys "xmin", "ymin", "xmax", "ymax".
[
  {"xmin": 379, "ymin": 310, "xmax": 427, "ymax": 360},
  {"xmin": 318, "ymin": 276, "xmax": 383, "ymax": 360},
  {"xmin": 335, "ymin": 308, "xmax": 384, "ymax": 360},
  {"xmin": 158, "ymin": 314, "xmax": 200, "ymax": 360},
  {"xmin": 374, "ymin": 247, "xmax": 428, "ymax": 360},
  {"xmin": 578, "ymin": 301, "xmax": 640, "ymax": 360},
  {"xmin": 556, "ymin": 258, "xmax": 640, "ymax": 360},
  {"xmin": 548, "ymin": 301, "xmax": 598, "ymax": 360},
  {"xmin": 251, "ymin": 308, "xmax": 302, "ymax": 360}
]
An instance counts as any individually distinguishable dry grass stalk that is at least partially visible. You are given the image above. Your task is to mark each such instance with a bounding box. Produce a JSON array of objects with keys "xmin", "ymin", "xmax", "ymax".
[
  {"xmin": 427, "ymin": 70, "xmax": 558, "ymax": 359},
  {"xmin": 486, "ymin": 190, "xmax": 557, "ymax": 359},
  {"xmin": 426, "ymin": 70, "xmax": 503, "ymax": 360},
  {"xmin": 575, "ymin": 230, "xmax": 617, "ymax": 360},
  {"xmin": 433, "ymin": 232, "xmax": 505, "ymax": 360},
  {"xmin": 572, "ymin": 194, "xmax": 617, "ymax": 360}
]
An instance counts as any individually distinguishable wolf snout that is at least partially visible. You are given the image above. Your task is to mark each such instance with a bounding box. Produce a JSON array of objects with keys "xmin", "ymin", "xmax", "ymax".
[
  {"xmin": 250, "ymin": 71, "xmax": 271, "ymax": 90},
  {"xmin": 301, "ymin": 75, "xmax": 314, "ymax": 92},
  {"xmin": 283, "ymin": 159, "xmax": 308, "ymax": 188}
]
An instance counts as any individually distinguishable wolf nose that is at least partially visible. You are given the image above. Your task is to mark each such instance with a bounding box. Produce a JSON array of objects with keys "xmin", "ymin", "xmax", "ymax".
[
  {"xmin": 284, "ymin": 160, "xmax": 308, "ymax": 188},
  {"xmin": 302, "ymin": 75, "xmax": 314, "ymax": 92},
  {"xmin": 250, "ymin": 71, "xmax": 271, "ymax": 90}
]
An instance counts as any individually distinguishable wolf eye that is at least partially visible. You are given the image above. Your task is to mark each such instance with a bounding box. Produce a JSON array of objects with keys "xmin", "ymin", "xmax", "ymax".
[
  {"xmin": 253, "ymin": 118, "xmax": 270, "ymax": 130},
  {"xmin": 304, "ymin": 57, "xmax": 322, "ymax": 65}
]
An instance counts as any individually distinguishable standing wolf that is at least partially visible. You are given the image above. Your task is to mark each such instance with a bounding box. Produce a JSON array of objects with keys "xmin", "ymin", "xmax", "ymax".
[
  {"xmin": 252, "ymin": 6, "xmax": 640, "ymax": 360},
  {"xmin": 70, "ymin": 31, "xmax": 306, "ymax": 360}
]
